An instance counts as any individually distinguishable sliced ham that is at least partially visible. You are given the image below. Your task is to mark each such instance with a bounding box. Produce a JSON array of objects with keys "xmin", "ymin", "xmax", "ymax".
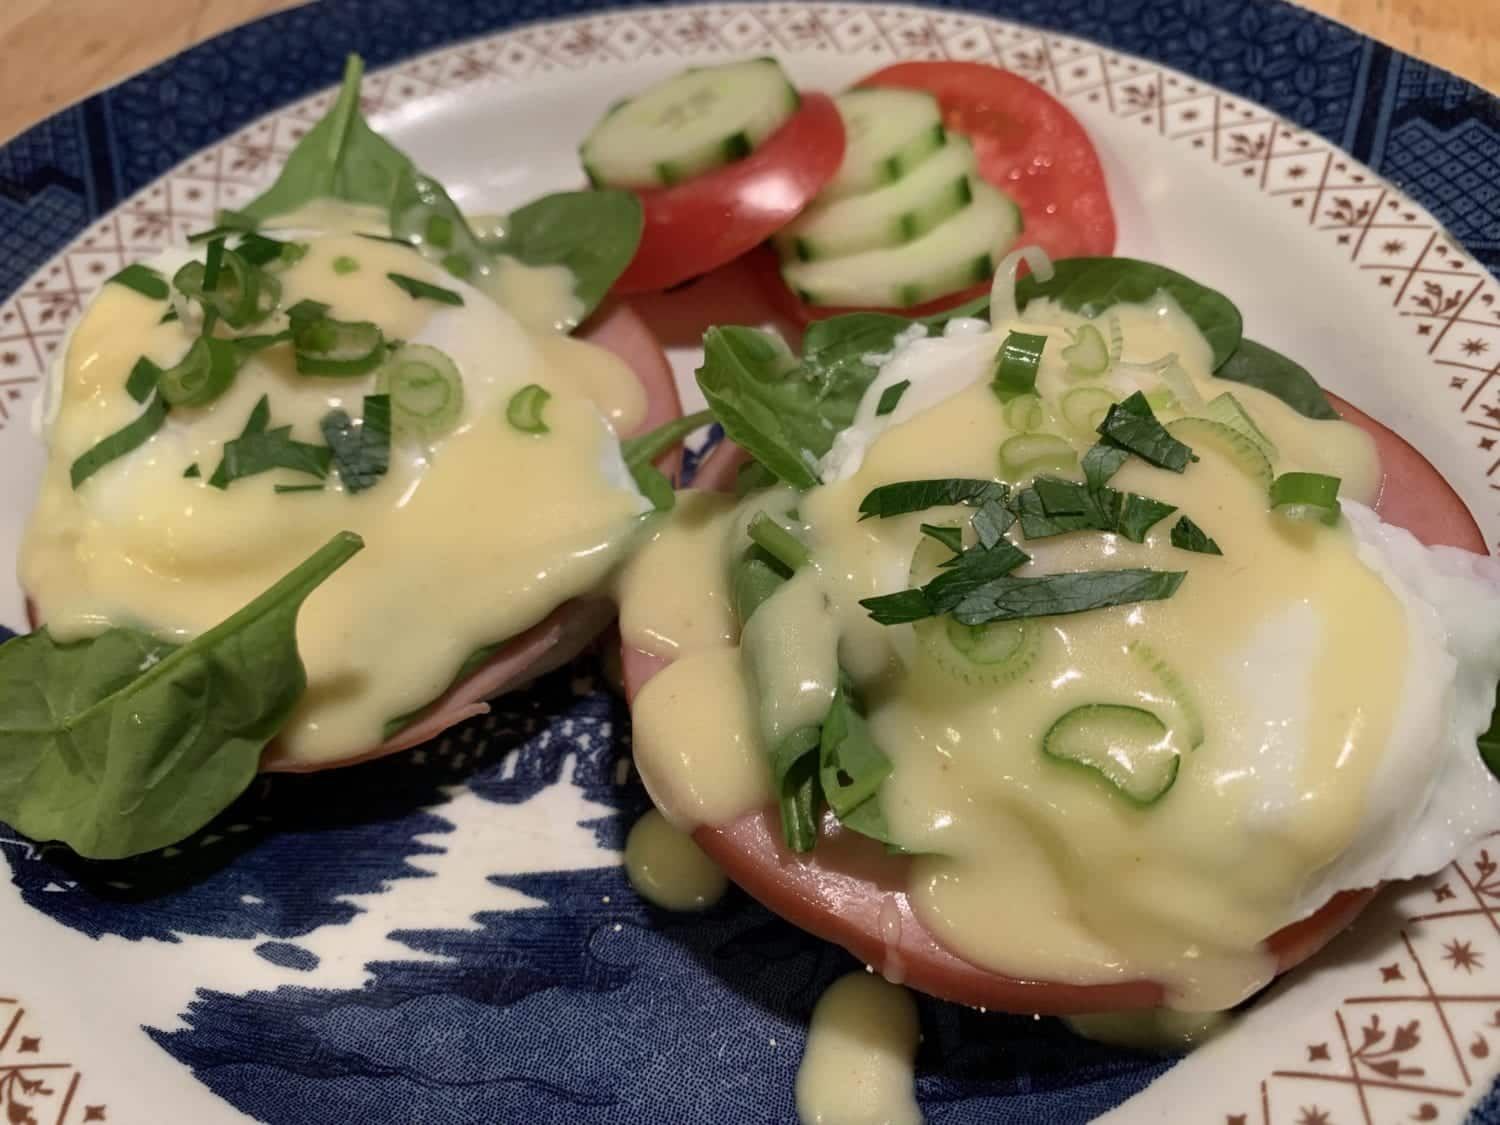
[{"xmin": 621, "ymin": 392, "xmax": 1488, "ymax": 1013}]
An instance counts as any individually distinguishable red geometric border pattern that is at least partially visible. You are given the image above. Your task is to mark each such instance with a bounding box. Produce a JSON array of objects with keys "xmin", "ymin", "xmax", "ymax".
[{"xmin": 1, "ymin": 7, "xmax": 1498, "ymax": 1123}]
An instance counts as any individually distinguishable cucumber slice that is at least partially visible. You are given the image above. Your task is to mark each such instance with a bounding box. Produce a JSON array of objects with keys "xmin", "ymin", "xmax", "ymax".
[
  {"xmin": 998, "ymin": 432, "xmax": 1077, "ymax": 478},
  {"xmin": 783, "ymin": 181, "xmax": 1022, "ymax": 309},
  {"xmin": 778, "ymin": 137, "xmax": 978, "ymax": 260},
  {"xmin": 1202, "ymin": 392, "xmax": 1278, "ymax": 462},
  {"xmin": 826, "ymin": 89, "xmax": 947, "ymax": 200},
  {"xmin": 1043, "ymin": 704, "xmax": 1180, "ymax": 805},
  {"xmin": 1060, "ymin": 387, "xmax": 1117, "ymax": 436},
  {"xmin": 579, "ymin": 59, "xmax": 799, "ymax": 188},
  {"xmin": 1165, "ymin": 417, "xmax": 1273, "ymax": 488}
]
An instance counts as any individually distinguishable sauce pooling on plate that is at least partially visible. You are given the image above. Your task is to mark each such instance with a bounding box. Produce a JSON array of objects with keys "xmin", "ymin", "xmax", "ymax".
[
  {"xmin": 621, "ymin": 293, "xmax": 1500, "ymax": 1011},
  {"xmin": 23, "ymin": 218, "xmax": 650, "ymax": 766}
]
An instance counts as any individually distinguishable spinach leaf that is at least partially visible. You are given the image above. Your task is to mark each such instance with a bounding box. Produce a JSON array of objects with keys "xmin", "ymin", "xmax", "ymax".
[
  {"xmin": 1481, "ymin": 690, "xmax": 1500, "ymax": 781},
  {"xmin": 697, "ymin": 300, "xmax": 984, "ymax": 489},
  {"xmin": 238, "ymin": 56, "xmax": 414, "ymax": 223},
  {"xmin": 1171, "ymin": 516, "xmax": 1223, "ymax": 556},
  {"xmin": 859, "ymin": 478, "xmax": 1008, "ymax": 520},
  {"xmin": 1097, "ymin": 391, "xmax": 1196, "ymax": 472},
  {"xmin": 1214, "ymin": 338, "xmax": 1339, "ymax": 420},
  {"xmin": 819, "ymin": 686, "xmax": 892, "ymax": 818},
  {"xmin": 1015, "ymin": 257, "xmax": 1243, "ymax": 371},
  {"xmin": 949, "ymin": 568, "xmax": 1185, "ymax": 626},
  {"xmin": 485, "ymin": 190, "xmax": 644, "ymax": 327},
  {"xmin": 0, "ymin": 532, "xmax": 362, "ymax": 859}
]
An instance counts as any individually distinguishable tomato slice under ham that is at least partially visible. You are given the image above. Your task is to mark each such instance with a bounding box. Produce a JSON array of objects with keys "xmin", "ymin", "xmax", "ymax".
[
  {"xmin": 612, "ymin": 94, "xmax": 845, "ymax": 296},
  {"xmin": 620, "ymin": 392, "xmax": 1487, "ymax": 1013},
  {"xmin": 758, "ymin": 61, "xmax": 1118, "ymax": 324}
]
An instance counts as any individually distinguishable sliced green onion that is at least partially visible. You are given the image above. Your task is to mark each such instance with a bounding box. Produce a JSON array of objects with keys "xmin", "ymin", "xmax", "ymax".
[
  {"xmin": 70, "ymin": 393, "xmax": 168, "ymax": 488},
  {"xmin": 1060, "ymin": 386, "xmax": 1116, "ymax": 437},
  {"xmin": 290, "ymin": 310, "xmax": 386, "ymax": 377},
  {"xmin": 1270, "ymin": 471, "xmax": 1341, "ymax": 525},
  {"xmin": 377, "ymin": 344, "xmax": 465, "ymax": 441},
  {"xmin": 1157, "ymin": 357, "xmax": 1203, "ymax": 412},
  {"xmin": 990, "ymin": 330, "xmax": 1048, "ymax": 402},
  {"xmin": 108, "ymin": 263, "xmax": 169, "ymax": 301},
  {"xmin": 875, "ymin": 380, "xmax": 910, "ymax": 417},
  {"xmin": 186, "ymin": 209, "xmax": 258, "ymax": 243},
  {"xmin": 998, "ymin": 432, "xmax": 1077, "ymax": 478},
  {"xmin": 332, "ymin": 255, "xmax": 360, "ymax": 275},
  {"xmin": 159, "ymin": 336, "xmax": 239, "ymax": 407},
  {"xmin": 235, "ymin": 233, "xmax": 306, "ymax": 268},
  {"xmin": 506, "ymin": 383, "xmax": 552, "ymax": 434},
  {"xmin": 388, "ymin": 272, "xmax": 465, "ymax": 306},
  {"xmin": 916, "ymin": 616, "xmax": 1041, "ymax": 687},
  {"xmin": 747, "ymin": 511, "xmax": 810, "ymax": 572},
  {"xmin": 174, "ymin": 248, "xmax": 280, "ymax": 329},
  {"xmin": 1202, "ymin": 392, "xmax": 1277, "ymax": 461},
  {"xmin": 1061, "ymin": 323, "xmax": 1109, "ymax": 376},
  {"xmin": 1002, "ymin": 393, "xmax": 1044, "ymax": 433}
]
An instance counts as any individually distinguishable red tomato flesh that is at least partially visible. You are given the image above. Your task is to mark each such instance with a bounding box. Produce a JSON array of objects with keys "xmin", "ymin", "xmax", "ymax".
[
  {"xmin": 613, "ymin": 94, "xmax": 845, "ymax": 295},
  {"xmin": 758, "ymin": 61, "xmax": 1118, "ymax": 323},
  {"xmin": 621, "ymin": 392, "xmax": 1486, "ymax": 1013}
]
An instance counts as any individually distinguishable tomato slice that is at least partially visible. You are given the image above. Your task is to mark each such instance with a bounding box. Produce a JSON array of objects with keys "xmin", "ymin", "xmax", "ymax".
[
  {"xmin": 621, "ymin": 394, "xmax": 1486, "ymax": 1013},
  {"xmin": 612, "ymin": 94, "xmax": 845, "ymax": 295},
  {"xmin": 756, "ymin": 61, "xmax": 1117, "ymax": 323}
]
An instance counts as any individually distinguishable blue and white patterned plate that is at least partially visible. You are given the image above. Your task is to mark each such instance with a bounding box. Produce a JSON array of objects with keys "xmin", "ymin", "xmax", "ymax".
[{"xmin": 1, "ymin": 2, "xmax": 1498, "ymax": 1122}]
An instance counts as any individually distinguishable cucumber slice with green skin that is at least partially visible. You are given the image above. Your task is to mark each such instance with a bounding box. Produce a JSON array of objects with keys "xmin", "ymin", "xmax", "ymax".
[
  {"xmin": 782, "ymin": 180, "xmax": 1022, "ymax": 309},
  {"xmin": 998, "ymin": 432, "xmax": 1077, "ymax": 478},
  {"xmin": 1166, "ymin": 417, "xmax": 1274, "ymax": 488},
  {"xmin": 1043, "ymin": 704, "xmax": 1180, "ymax": 805},
  {"xmin": 579, "ymin": 59, "xmax": 799, "ymax": 189},
  {"xmin": 777, "ymin": 137, "xmax": 979, "ymax": 260},
  {"xmin": 1060, "ymin": 386, "xmax": 1117, "ymax": 436},
  {"xmin": 1202, "ymin": 392, "xmax": 1278, "ymax": 462},
  {"xmin": 825, "ymin": 88, "xmax": 948, "ymax": 200}
]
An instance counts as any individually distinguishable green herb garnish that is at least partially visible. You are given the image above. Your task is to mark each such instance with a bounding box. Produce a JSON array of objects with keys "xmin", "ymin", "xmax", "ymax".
[
  {"xmin": 70, "ymin": 393, "xmax": 169, "ymax": 489},
  {"xmin": 1170, "ymin": 516, "xmax": 1223, "ymax": 555},
  {"xmin": 387, "ymin": 272, "xmax": 464, "ymax": 306},
  {"xmin": 107, "ymin": 264, "xmax": 169, "ymax": 301},
  {"xmin": 920, "ymin": 524, "xmax": 964, "ymax": 555},
  {"xmin": 209, "ymin": 396, "xmax": 332, "ymax": 489},
  {"xmin": 858, "ymin": 478, "xmax": 1007, "ymax": 520},
  {"xmin": 1096, "ymin": 391, "xmax": 1195, "ymax": 472},
  {"xmin": 943, "ymin": 568, "xmax": 1186, "ymax": 627},
  {"xmin": 125, "ymin": 356, "xmax": 162, "ymax": 404},
  {"xmin": 875, "ymin": 380, "xmax": 910, "ymax": 417},
  {"xmin": 320, "ymin": 394, "xmax": 392, "ymax": 494}
]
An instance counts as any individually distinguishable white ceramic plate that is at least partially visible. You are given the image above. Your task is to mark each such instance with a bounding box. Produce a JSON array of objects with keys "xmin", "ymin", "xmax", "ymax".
[{"xmin": 1, "ymin": 5, "xmax": 1498, "ymax": 1123}]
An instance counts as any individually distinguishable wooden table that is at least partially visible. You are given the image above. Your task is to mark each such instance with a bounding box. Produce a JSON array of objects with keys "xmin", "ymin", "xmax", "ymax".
[{"xmin": 0, "ymin": 0, "xmax": 1494, "ymax": 144}]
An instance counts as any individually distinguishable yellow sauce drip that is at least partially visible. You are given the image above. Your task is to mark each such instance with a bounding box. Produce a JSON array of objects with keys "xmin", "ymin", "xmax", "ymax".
[
  {"xmin": 21, "ymin": 223, "xmax": 645, "ymax": 766},
  {"xmin": 623, "ymin": 809, "xmax": 727, "ymax": 911},
  {"xmin": 795, "ymin": 972, "xmax": 923, "ymax": 1125},
  {"xmin": 624, "ymin": 297, "xmax": 1404, "ymax": 1010}
]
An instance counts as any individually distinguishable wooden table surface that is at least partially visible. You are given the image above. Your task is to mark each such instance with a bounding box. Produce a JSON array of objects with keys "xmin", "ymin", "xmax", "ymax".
[{"xmin": 0, "ymin": 0, "xmax": 1495, "ymax": 144}]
